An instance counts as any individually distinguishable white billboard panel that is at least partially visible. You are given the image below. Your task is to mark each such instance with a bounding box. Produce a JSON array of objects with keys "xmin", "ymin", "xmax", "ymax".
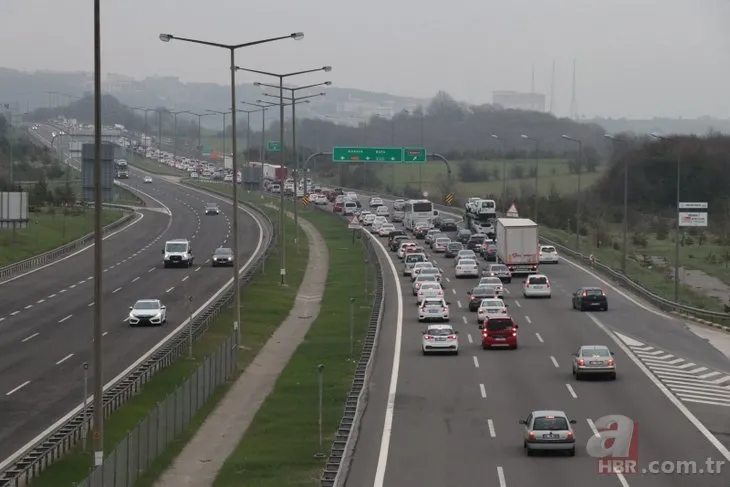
[
  {"xmin": 0, "ymin": 192, "xmax": 29, "ymax": 229},
  {"xmin": 679, "ymin": 212, "xmax": 708, "ymax": 227}
]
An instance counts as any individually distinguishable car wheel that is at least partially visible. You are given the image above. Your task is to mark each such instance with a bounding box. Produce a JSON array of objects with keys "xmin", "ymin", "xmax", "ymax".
[
  {"xmin": 453, "ymin": 350, "xmax": 459, "ymax": 356},
  {"xmin": 568, "ymin": 447, "xmax": 576, "ymax": 457},
  {"xmin": 482, "ymin": 344, "xmax": 489, "ymax": 350},
  {"xmin": 511, "ymin": 344, "xmax": 518, "ymax": 350},
  {"xmin": 609, "ymin": 372, "xmax": 617, "ymax": 381},
  {"xmin": 163, "ymin": 262, "xmax": 169, "ymax": 269},
  {"xmin": 603, "ymin": 305, "xmax": 608, "ymax": 311},
  {"xmin": 572, "ymin": 302, "xmax": 576, "ymax": 309},
  {"xmin": 575, "ymin": 371, "xmax": 582, "ymax": 380},
  {"xmin": 506, "ymin": 279, "xmax": 511, "ymax": 284},
  {"xmin": 526, "ymin": 447, "xmax": 534, "ymax": 457},
  {"xmin": 547, "ymin": 294, "xmax": 552, "ymax": 299},
  {"xmin": 422, "ymin": 349, "xmax": 427, "ymax": 356}
]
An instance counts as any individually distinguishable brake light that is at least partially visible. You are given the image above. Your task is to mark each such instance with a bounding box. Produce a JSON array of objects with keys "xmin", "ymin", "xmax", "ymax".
[
  {"xmin": 528, "ymin": 431, "xmax": 535, "ymax": 440},
  {"xmin": 438, "ymin": 291, "xmax": 443, "ymax": 295},
  {"xmin": 424, "ymin": 335, "xmax": 433, "ymax": 340},
  {"xmin": 566, "ymin": 431, "xmax": 574, "ymax": 440},
  {"xmin": 578, "ymin": 359, "xmax": 585, "ymax": 366},
  {"xmin": 447, "ymin": 335, "xmax": 457, "ymax": 340},
  {"xmin": 470, "ymin": 295, "xmax": 475, "ymax": 300},
  {"xmin": 442, "ymin": 307, "xmax": 448, "ymax": 312},
  {"xmin": 415, "ymin": 283, "xmax": 421, "ymax": 289},
  {"xmin": 525, "ymin": 284, "xmax": 530, "ymax": 288},
  {"xmin": 546, "ymin": 282, "xmax": 550, "ymax": 287},
  {"xmin": 478, "ymin": 308, "xmax": 483, "ymax": 313},
  {"xmin": 512, "ymin": 328, "xmax": 517, "ymax": 336},
  {"xmin": 582, "ymin": 291, "xmax": 587, "ymax": 297},
  {"xmin": 607, "ymin": 359, "xmax": 614, "ymax": 366}
]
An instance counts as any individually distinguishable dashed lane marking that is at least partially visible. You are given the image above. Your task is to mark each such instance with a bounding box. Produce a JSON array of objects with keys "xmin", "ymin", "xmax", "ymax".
[
  {"xmin": 6, "ymin": 381, "xmax": 31, "ymax": 396},
  {"xmin": 21, "ymin": 333, "xmax": 39, "ymax": 343},
  {"xmin": 58, "ymin": 315, "xmax": 72, "ymax": 323}
]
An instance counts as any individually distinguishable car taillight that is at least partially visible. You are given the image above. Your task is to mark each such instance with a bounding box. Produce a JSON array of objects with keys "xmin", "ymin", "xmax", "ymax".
[
  {"xmin": 424, "ymin": 335, "xmax": 433, "ymax": 340},
  {"xmin": 567, "ymin": 431, "xmax": 574, "ymax": 440},
  {"xmin": 525, "ymin": 284, "xmax": 530, "ymax": 288},
  {"xmin": 442, "ymin": 307, "xmax": 448, "ymax": 312},
  {"xmin": 608, "ymin": 359, "xmax": 614, "ymax": 366},
  {"xmin": 470, "ymin": 296, "xmax": 475, "ymax": 300},
  {"xmin": 415, "ymin": 283, "xmax": 421, "ymax": 289},
  {"xmin": 546, "ymin": 282, "xmax": 550, "ymax": 287},
  {"xmin": 512, "ymin": 329, "xmax": 517, "ymax": 336},
  {"xmin": 478, "ymin": 308, "xmax": 484, "ymax": 313},
  {"xmin": 578, "ymin": 359, "xmax": 585, "ymax": 366},
  {"xmin": 438, "ymin": 291, "xmax": 443, "ymax": 295},
  {"xmin": 528, "ymin": 431, "xmax": 535, "ymax": 440},
  {"xmin": 448, "ymin": 335, "xmax": 457, "ymax": 340}
]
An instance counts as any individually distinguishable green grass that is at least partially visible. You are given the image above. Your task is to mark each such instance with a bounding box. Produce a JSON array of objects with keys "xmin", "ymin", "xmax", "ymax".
[
  {"xmin": 124, "ymin": 151, "xmax": 189, "ymax": 176},
  {"xmin": 29, "ymin": 196, "xmax": 308, "ymax": 487},
  {"xmin": 540, "ymin": 225, "xmax": 726, "ymax": 312},
  {"xmin": 211, "ymin": 205, "xmax": 372, "ymax": 487},
  {"xmin": 0, "ymin": 207, "xmax": 123, "ymax": 267}
]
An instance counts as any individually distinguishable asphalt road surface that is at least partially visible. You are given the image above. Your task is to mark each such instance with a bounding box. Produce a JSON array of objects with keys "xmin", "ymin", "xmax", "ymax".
[
  {"xmin": 0, "ymin": 126, "xmax": 265, "ymax": 463},
  {"xmin": 337, "ymin": 196, "xmax": 730, "ymax": 487}
]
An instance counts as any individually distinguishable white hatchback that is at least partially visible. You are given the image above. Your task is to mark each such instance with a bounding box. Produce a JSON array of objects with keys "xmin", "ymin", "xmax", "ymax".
[
  {"xmin": 421, "ymin": 324, "xmax": 459, "ymax": 355},
  {"xmin": 523, "ymin": 274, "xmax": 552, "ymax": 298},
  {"xmin": 455, "ymin": 259, "xmax": 479, "ymax": 278},
  {"xmin": 416, "ymin": 282, "xmax": 444, "ymax": 304},
  {"xmin": 477, "ymin": 298, "xmax": 509, "ymax": 324},
  {"xmin": 539, "ymin": 245, "xmax": 559, "ymax": 264},
  {"xmin": 379, "ymin": 223, "xmax": 396, "ymax": 236},
  {"xmin": 418, "ymin": 297, "xmax": 450, "ymax": 322}
]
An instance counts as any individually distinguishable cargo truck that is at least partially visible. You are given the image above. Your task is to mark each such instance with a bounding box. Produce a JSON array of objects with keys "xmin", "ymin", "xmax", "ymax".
[{"xmin": 495, "ymin": 218, "xmax": 539, "ymax": 275}]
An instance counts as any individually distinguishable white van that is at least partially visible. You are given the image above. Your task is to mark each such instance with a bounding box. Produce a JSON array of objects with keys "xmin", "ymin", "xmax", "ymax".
[
  {"xmin": 343, "ymin": 201, "xmax": 358, "ymax": 215},
  {"xmin": 375, "ymin": 205, "xmax": 390, "ymax": 217}
]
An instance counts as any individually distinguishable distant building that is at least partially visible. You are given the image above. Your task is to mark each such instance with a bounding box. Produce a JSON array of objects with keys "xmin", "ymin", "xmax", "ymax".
[{"xmin": 492, "ymin": 91, "xmax": 546, "ymax": 112}]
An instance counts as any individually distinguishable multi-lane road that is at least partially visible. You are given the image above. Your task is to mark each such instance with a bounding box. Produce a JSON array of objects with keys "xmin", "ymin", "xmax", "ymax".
[
  {"xmin": 0, "ymin": 125, "xmax": 267, "ymax": 464},
  {"xmin": 343, "ymin": 197, "xmax": 730, "ymax": 486}
]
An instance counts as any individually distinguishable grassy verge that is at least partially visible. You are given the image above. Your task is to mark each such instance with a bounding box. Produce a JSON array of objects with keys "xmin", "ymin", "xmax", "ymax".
[
  {"xmin": 0, "ymin": 208, "xmax": 123, "ymax": 267},
  {"xmin": 124, "ymin": 151, "xmax": 189, "ymax": 177},
  {"xmin": 540, "ymin": 225, "xmax": 725, "ymax": 312},
  {"xmin": 29, "ymin": 197, "xmax": 307, "ymax": 487}
]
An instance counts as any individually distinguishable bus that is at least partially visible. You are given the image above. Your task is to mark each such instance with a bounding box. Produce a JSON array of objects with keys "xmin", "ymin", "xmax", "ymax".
[
  {"xmin": 114, "ymin": 159, "xmax": 129, "ymax": 179},
  {"xmin": 404, "ymin": 199, "xmax": 439, "ymax": 230}
]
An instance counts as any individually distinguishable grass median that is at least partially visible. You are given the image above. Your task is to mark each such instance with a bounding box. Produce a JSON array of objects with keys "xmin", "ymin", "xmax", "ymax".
[
  {"xmin": 0, "ymin": 208, "xmax": 123, "ymax": 268},
  {"xmin": 30, "ymin": 198, "xmax": 307, "ymax": 487}
]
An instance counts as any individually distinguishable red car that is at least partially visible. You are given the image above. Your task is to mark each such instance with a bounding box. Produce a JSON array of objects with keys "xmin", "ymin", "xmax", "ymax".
[
  {"xmin": 480, "ymin": 316, "xmax": 519, "ymax": 349},
  {"xmin": 333, "ymin": 202, "xmax": 344, "ymax": 213}
]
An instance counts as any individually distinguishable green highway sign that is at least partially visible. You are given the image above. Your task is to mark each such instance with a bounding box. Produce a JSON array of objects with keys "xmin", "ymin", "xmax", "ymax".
[
  {"xmin": 202, "ymin": 148, "xmax": 212, "ymax": 156},
  {"xmin": 332, "ymin": 146, "xmax": 427, "ymax": 163},
  {"xmin": 267, "ymin": 141, "xmax": 281, "ymax": 152}
]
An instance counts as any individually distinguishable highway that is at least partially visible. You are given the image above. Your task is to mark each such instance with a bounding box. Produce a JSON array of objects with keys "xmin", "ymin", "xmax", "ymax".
[
  {"xmin": 340, "ymin": 196, "xmax": 730, "ymax": 487},
  {"xmin": 0, "ymin": 125, "xmax": 266, "ymax": 463}
]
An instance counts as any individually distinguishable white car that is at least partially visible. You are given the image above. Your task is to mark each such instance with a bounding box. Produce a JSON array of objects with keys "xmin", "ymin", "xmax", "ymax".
[
  {"xmin": 393, "ymin": 199, "xmax": 406, "ymax": 211},
  {"xmin": 378, "ymin": 223, "xmax": 396, "ymax": 237},
  {"xmin": 128, "ymin": 299, "xmax": 167, "ymax": 326},
  {"xmin": 523, "ymin": 274, "xmax": 552, "ymax": 298},
  {"xmin": 478, "ymin": 276, "xmax": 504, "ymax": 297},
  {"xmin": 411, "ymin": 262, "xmax": 436, "ymax": 281},
  {"xmin": 421, "ymin": 324, "xmax": 459, "ymax": 355},
  {"xmin": 369, "ymin": 197, "xmax": 384, "ymax": 207},
  {"xmin": 455, "ymin": 258, "xmax": 479, "ymax": 278},
  {"xmin": 363, "ymin": 214, "xmax": 376, "ymax": 226},
  {"xmin": 143, "ymin": 176, "xmax": 153, "ymax": 183},
  {"xmin": 358, "ymin": 211, "xmax": 372, "ymax": 222},
  {"xmin": 455, "ymin": 250, "xmax": 477, "ymax": 263},
  {"xmin": 397, "ymin": 242, "xmax": 416, "ymax": 259},
  {"xmin": 416, "ymin": 267, "xmax": 443, "ymax": 286},
  {"xmin": 418, "ymin": 297, "xmax": 450, "ymax": 322},
  {"xmin": 412, "ymin": 274, "xmax": 439, "ymax": 295},
  {"xmin": 477, "ymin": 298, "xmax": 509, "ymax": 324},
  {"xmin": 539, "ymin": 245, "xmax": 559, "ymax": 264},
  {"xmin": 432, "ymin": 237, "xmax": 450, "ymax": 253},
  {"xmin": 416, "ymin": 282, "xmax": 445, "ymax": 304},
  {"xmin": 403, "ymin": 253, "xmax": 427, "ymax": 276}
]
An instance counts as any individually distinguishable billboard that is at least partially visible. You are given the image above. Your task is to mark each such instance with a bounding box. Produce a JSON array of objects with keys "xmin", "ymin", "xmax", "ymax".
[
  {"xmin": 0, "ymin": 192, "xmax": 29, "ymax": 229},
  {"xmin": 678, "ymin": 202, "xmax": 708, "ymax": 227},
  {"xmin": 81, "ymin": 143, "xmax": 115, "ymax": 203}
]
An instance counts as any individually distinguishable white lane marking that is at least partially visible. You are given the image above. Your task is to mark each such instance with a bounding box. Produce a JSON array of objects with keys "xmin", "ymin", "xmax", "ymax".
[
  {"xmin": 36, "ymin": 299, "xmax": 45, "ymax": 304},
  {"xmin": 480, "ymin": 383, "xmax": 487, "ymax": 398},
  {"xmin": 0, "ymin": 318, "xmax": 4, "ymax": 323},
  {"xmin": 69, "ymin": 284, "xmax": 76, "ymax": 289},
  {"xmin": 487, "ymin": 419, "xmax": 496, "ymax": 438},
  {"xmin": 613, "ymin": 331, "xmax": 646, "ymax": 347},
  {"xmin": 59, "ymin": 289, "xmax": 66, "ymax": 293},
  {"xmin": 550, "ymin": 356, "xmax": 560, "ymax": 368},
  {"xmin": 9, "ymin": 311, "xmax": 19, "ymax": 316},
  {"xmin": 462, "ymin": 316, "xmax": 467, "ymax": 324},
  {"xmin": 148, "ymin": 268, "xmax": 155, "ymax": 273},
  {"xmin": 48, "ymin": 293, "xmax": 56, "ymax": 298},
  {"xmin": 132, "ymin": 276, "xmax": 140, "ymax": 283},
  {"xmin": 194, "ymin": 267, "xmax": 201, "ymax": 272},
  {"xmin": 535, "ymin": 332, "xmax": 544, "ymax": 343},
  {"xmin": 496, "ymin": 466, "xmax": 506, "ymax": 487},
  {"xmin": 451, "ymin": 288, "xmax": 456, "ymax": 295},
  {"xmin": 24, "ymin": 305, "xmax": 32, "ymax": 310},
  {"xmin": 566, "ymin": 383, "xmax": 578, "ymax": 398},
  {"xmin": 592, "ymin": 315, "xmax": 730, "ymax": 463},
  {"xmin": 88, "ymin": 302, "xmax": 94, "ymax": 307},
  {"xmin": 6, "ymin": 381, "xmax": 31, "ymax": 396},
  {"xmin": 102, "ymin": 331, "xmax": 108, "ymax": 337},
  {"xmin": 181, "ymin": 275, "xmax": 189, "ymax": 282},
  {"xmin": 165, "ymin": 287, "xmax": 174, "ymax": 293},
  {"xmin": 56, "ymin": 354, "xmax": 74, "ymax": 365},
  {"xmin": 586, "ymin": 418, "xmax": 600, "ymax": 437},
  {"xmin": 22, "ymin": 333, "xmax": 39, "ymax": 343},
  {"xmin": 445, "ymin": 277, "xmax": 451, "ymax": 283},
  {"xmin": 514, "ymin": 300, "xmax": 521, "ymax": 308},
  {"xmin": 456, "ymin": 300, "xmax": 462, "ymax": 308},
  {"xmin": 58, "ymin": 314, "xmax": 72, "ymax": 323},
  {"xmin": 525, "ymin": 315, "xmax": 532, "ymax": 324},
  {"xmin": 112, "ymin": 287, "xmax": 122, "ymax": 294},
  {"xmin": 473, "ymin": 356, "xmax": 480, "ymax": 368},
  {"xmin": 371, "ymin": 230, "xmax": 404, "ymax": 487},
  {"xmin": 467, "ymin": 333, "xmax": 473, "ymax": 344}
]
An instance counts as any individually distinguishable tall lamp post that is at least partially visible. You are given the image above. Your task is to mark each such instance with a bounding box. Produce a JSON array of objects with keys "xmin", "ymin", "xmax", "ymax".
[
  {"xmin": 159, "ymin": 31, "xmax": 304, "ymax": 350},
  {"xmin": 129, "ymin": 106, "xmax": 155, "ymax": 149},
  {"xmin": 604, "ymin": 134, "xmax": 630, "ymax": 275},
  {"xmin": 234, "ymin": 65, "xmax": 332, "ymax": 285},
  {"xmin": 650, "ymin": 133, "xmax": 681, "ymax": 302},
  {"xmin": 206, "ymin": 109, "xmax": 231, "ymax": 158},
  {"xmin": 188, "ymin": 112, "xmax": 214, "ymax": 154},
  {"xmin": 240, "ymin": 101, "xmax": 272, "ymax": 169},
  {"xmin": 171, "ymin": 110, "xmax": 194, "ymax": 160},
  {"xmin": 490, "ymin": 134, "xmax": 508, "ymax": 206},
  {"xmin": 520, "ymin": 134, "xmax": 540, "ymax": 221},
  {"xmin": 240, "ymin": 108, "xmax": 266, "ymax": 170},
  {"xmin": 561, "ymin": 134, "xmax": 583, "ymax": 250}
]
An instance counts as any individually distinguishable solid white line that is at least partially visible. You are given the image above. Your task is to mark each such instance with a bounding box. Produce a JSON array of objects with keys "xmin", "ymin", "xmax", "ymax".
[
  {"xmin": 566, "ymin": 383, "xmax": 578, "ymax": 398},
  {"xmin": 21, "ymin": 333, "xmax": 39, "ymax": 343},
  {"xmin": 535, "ymin": 332, "xmax": 544, "ymax": 343},
  {"xmin": 550, "ymin": 356, "xmax": 559, "ymax": 368},
  {"xmin": 112, "ymin": 287, "xmax": 122, "ymax": 294},
  {"xmin": 525, "ymin": 315, "xmax": 532, "ymax": 324},
  {"xmin": 487, "ymin": 419, "xmax": 496, "ymax": 437},
  {"xmin": 132, "ymin": 276, "xmax": 140, "ymax": 283},
  {"xmin": 480, "ymin": 383, "xmax": 487, "ymax": 398},
  {"xmin": 496, "ymin": 466, "xmax": 506, "ymax": 487},
  {"xmin": 58, "ymin": 315, "xmax": 72, "ymax": 323},
  {"xmin": 194, "ymin": 267, "xmax": 201, "ymax": 272},
  {"xmin": 166, "ymin": 287, "xmax": 174, "ymax": 293},
  {"xmin": 6, "ymin": 381, "xmax": 30, "ymax": 396},
  {"xmin": 473, "ymin": 356, "xmax": 480, "ymax": 368},
  {"xmin": 56, "ymin": 354, "xmax": 74, "ymax": 365},
  {"xmin": 467, "ymin": 333, "xmax": 473, "ymax": 344}
]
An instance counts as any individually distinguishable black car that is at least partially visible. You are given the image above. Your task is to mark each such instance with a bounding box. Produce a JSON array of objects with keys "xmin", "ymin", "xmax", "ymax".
[
  {"xmin": 455, "ymin": 229, "xmax": 472, "ymax": 244},
  {"xmin": 432, "ymin": 216, "xmax": 443, "ymax": 229},
  {"xmin": 414, "ymin": 226, "xmax": 429, "ymax": 239},
  {"xmin": 389, "ymin": 235, "xmax": 408, "ymax": 251},
  {"xmin": 467, "ymin": 235, "xmax": 487, "ymax": 251},
  {"xmin": 483, "ymin": 242, "xmax": 497, "ymax": 261},
  {"xmin": 445, "ymin": 242, "xmax": 463, "ymax": 258},
  {"xmin": 211, "ymin": 247, "xmax": 234, "ymax": 267},
  {"xmin": 467, "ymin": 285, "xmax": 499, "ymax": 311},
  {"xmin": 439, "ymin": 219, "xmax": 458, "ymax": 232},
  {"xmin": 572, "ymin": 287, "xmax": 608, "ymax": 311}
]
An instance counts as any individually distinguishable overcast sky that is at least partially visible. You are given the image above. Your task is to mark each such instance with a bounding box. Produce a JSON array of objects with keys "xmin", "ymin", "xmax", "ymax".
[{"xmin": 1, "ymin": 0, "xmax": 729, "ymax": 119}]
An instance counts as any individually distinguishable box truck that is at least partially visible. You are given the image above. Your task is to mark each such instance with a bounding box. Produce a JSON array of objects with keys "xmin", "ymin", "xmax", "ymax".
[{"xmin": 495, "ymin": 218, "xmax": 539, "ymax": 275}]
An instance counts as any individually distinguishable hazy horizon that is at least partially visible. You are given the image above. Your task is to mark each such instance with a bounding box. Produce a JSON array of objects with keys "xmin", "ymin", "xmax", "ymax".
[{"xmin": 2, "ymin": 0, "xmax": 729, "ymax": 119}]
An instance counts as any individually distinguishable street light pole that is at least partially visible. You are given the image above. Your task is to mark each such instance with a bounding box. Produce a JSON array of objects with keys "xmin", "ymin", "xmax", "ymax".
[
  {"xmin": 491, "ymin": 134, "xmax": 508, "ymax": 207},
  {"xmin": 236, "ymin": 65, "xmax": 333, "ymax": 285},
  {"xmin": 159, "ymin": 30, "xmax": 305, "ymax": 350},
  {"xmin": 240, "ymin": 104, "xmax": 269, "ymax": 176},
  {"xmin": 520, "ymin": 134, "xmax": 540, "ymax": 222},
  {"xmin": 561, "ymin": 134, "xmax": 583, "ymax": 250},
  {"xmin": 206, "ymin": 109, "xmax": 231, "ymax": 159},
  {"xmin": 605, "ymin": 134, "xmax": 630, "ymax": 275},
  {"xmin": 189, "ymin": 112, "xmax": 213, "ymax": 154}
]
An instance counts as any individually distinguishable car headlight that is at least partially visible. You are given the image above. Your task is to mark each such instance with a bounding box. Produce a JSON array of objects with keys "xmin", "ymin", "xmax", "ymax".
[{"xmin": 227, "ymin": 257, "xmax": 232, "ymax": 260}]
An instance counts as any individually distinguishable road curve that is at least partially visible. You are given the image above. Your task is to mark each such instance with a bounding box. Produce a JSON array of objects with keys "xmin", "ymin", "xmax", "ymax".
[
  {"xmin": 342, "ymin": 196, "xmax": 730, "ymax": 487},
  {"xmin": 0, "ymin": 128, "xmax": 264, "ymax": 463}
]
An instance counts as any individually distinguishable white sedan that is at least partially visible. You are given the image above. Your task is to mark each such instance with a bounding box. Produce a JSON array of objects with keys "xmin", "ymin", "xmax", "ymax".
[
  {"xmin": 478, "ymin": 276, "xmax": 504, "ymax": 297},
  {"xmin": 416, "ymin": 282, "xmax": 444, "ymax": 304},
  {"xmin": 539, "ymin": 245, "xmax": 559, "ymax": 264},
  {"xmin": 378, "ymin": 223, "xmax": 396, "ymax": 237},
  {"xmin": 477, "ymin": 298, "xmax": 509, "ymax": 324},
  {"xmin": 455, "ymin": 258, "xmax": 479, "ymax": 278},
  {"xmin": 397, "ymin": 242, "xmax": 416, "ymax": 259},
  {"xmin": 143, "ymin": 176, "xmax": 153, "ymax": 183},
  {"xmin": 421, "ymin": 324, "xmax": 459, "ymax": 355},
  {"xmin": 523, "ymin": 274, "xmax": 552, "ymax": 298},
  {"xmin": 418, "ymin": 297, "xmax": 450, "ymax": 322},
  {"xmin": 128, "ymin": 299, "xmax": 167, "ymax": 326},
  {"xmin": 411, "ymin": 262, "xmax": 436, "ymax": 281}
]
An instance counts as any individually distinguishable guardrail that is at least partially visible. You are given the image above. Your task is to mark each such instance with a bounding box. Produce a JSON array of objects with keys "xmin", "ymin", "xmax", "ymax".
[
  {"xmin": 0, "ymin": 195, "xmax": 276, "ymax": 487},
  {"xmin": 336, "ymin": 186, "xmax": 730, "ymax": 324},
  {"xmin": 0, "ymin": 211, "xmax": 135, "ymax": 283}
]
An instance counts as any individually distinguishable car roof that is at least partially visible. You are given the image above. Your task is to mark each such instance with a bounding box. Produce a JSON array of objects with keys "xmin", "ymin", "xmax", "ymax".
[
  {"xmin": 581, "ymin": 286, "xmax": 603, "ymax": 290},
  {"xmin": 135, "ymin": 299, "xmax": 160, "ymax": 305},
  {"xmin": 580, "ymin": 345, "xmax": 610, "ymax": 351},
  {"xmin": 215, "ymin": 247, "xmax": 233, "ymax": 252},
  {"xmin": 528, "ymin": 274, "xmax": 549, "ymax": 279},
  {"xmin": 530, "ymin": 410, "xmax": 569, "ymax": 419},
  {"xmin": 426, "ymin": 324, "xmax": 452, "ymax": 330}
]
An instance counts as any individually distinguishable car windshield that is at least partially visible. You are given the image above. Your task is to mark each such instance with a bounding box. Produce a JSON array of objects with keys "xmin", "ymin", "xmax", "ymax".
[
  {"xmin": 406, "ymin": 255, "xmax": 425, "ymax": 263},
  {"xmin": 480, "ymin": 278, "xmax": 501, "ymax": 286},
  {"xmin": 581, "ymin": 347, "xmax": 611, "ymax": 357},
  {"xmin": 482, "ymin": 299, "xmax": 504, "ymax": 308},
  {"xmin": 468, "ymin": 236, "xmax": 485, "ymax": 243},
  {"xmin": 215, "ymin": 248, "xmax": 233, "ymax": 256},
  {"xmin": 459, "ymin": 259, "xmax": 476, "ymax": 266},
  {"xmin": 458, "ymin": 230, "xmax": 471, "ymax": 237},
  {"xmin": 529, "ymin": 276, "xmax": 548, "ymax": 285},
  {"xmin": 416, "ymin": 275, "xmax": 437, "ymax": 283},
  {"xmin": 458, "ymin": 251, "xmax": 475, "ymax": 257},
  {"xmin": 420, "ymin": 268, "xmax": 439, "ymax": 275},
  {"xmin": 448, "ymin": 243, "xmax": 462, "ymax": 250},
  {"xmin": 166, "ymin": 243, "xmax": 187, "ymax": 252},
  {"xmin": 423, "ymin": 300, "xmax": 443, "ymax": 307},
  {"xmin": 585, "ymin": 289, "xmax": 604, "ymax": 296},
  {"xmin": 206, "ymin": 204, "xmax": 217, "ymax": 209},
  {"xmin": 134, "ymin": 301, "xmax": 159, "ymax": 310},
  {"xmin": 442, "ymin": 219, "xmax": 455, "ymax": 224},
  {"xmin": 486, "ymin": 318, "xmax": 513, "ymax": 331},
  {"xmin": 533, "ymin": 417, "xmax": 569, "ymax": 431},
  {"xmin": 435, "ymin": 238, "xmax": 450, "ymax": 244},
  {"xmin": 542, "ymin": 246, "xmax": 556, "ymax": 253},
  {"xmin": 487, "ymin": 244, "xmax": 497, "ymax": 250},
  {"xmin": 427, "ymin": 328, "xmax": 454, "ymax": 336}
]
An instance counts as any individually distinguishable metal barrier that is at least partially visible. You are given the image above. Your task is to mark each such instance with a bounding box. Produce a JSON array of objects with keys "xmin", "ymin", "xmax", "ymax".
[
  {"xmin": 0, "ymin": 211, "xmax": 135, "ymax": 283},
  {"xmin": 0, "ymin": 196, "xmax": 275, "ymax": 487}
]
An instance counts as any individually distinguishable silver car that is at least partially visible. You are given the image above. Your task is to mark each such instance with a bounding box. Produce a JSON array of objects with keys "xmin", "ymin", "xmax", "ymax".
[
  {"xmin": 476, "ymin": 298, "xmax": 509, "ymax": 324},
  {"xmin": 424, "ymin": 229, "xmax": 441, "ymax": 244},
  {"xmin": 403, "ymin": 253, "xmax": 427, "ymax": 276},
  {"xmin": 483, "ymin": 263, "xmax": 512, "ymax": 283},
  {"xmin": 456, "ymin": 249, "xmax": 477, "ymax": 262},
  {"xmin": 418, "ymin": 297, "xmax": 450, "ymax": 322},
  {"xmin": 411, "ymin": 261, "xmax": 436, "ymax": 280},
  {"xmin": 412, "ymin": 274, "xmax": 439, "ymax": 295},
  {"xmin": 478, "ymin": 276, "xmax": 504, "ymax": 297},
  {"xmin": 572, "ymin": 345, "xmax": 616, "ymax": 380},
  {"xmin": 416, "ymin": 282, "xmax": 444, "ymax": 304},
  {"xmin": 519, "ymin": 410, "xmax": 577, "ymax": 456},
  {"xmin": 432, "ymin": 237, "xmax": 450, "ymax": 253},
  {"xmin": 418, "ymin": 267, "xmax": 443, "ymax": 286}
]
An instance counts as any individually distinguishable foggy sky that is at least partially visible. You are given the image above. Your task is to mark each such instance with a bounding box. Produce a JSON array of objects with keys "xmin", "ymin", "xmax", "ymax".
[{"xmin": 1, "ymin": 0, "xmax": 729, "ymax": 119}]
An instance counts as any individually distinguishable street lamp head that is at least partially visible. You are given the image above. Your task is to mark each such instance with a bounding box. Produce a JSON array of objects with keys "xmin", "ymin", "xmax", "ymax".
[
  {"xmin": 159, "ymin": 33, "xmax": 172, "ymax": 43},
  {"xmin": 324, "ymin": 81, "xmax": 332, "ymax": 86},
  {"xmin": 490, "ymin": 134, "xmax": 499, "ymax": 139},
  {"xmin": 253, "ymin": 82, "xmax": 262, "ymax": 87},
  {"xmin": 649, "ymin": 132, "xmax": 666, "ymax": 141},
  {"xmin": 322, "ymin": 66, "xmax": 333, "ymax": 72},
  {"xmin": 520, "ymin": 134, "xmax": 529, "ymax": 139},
  {"xmin": 604, "ymin": 134, "xmax": 615, "ymax": 140},
  {"xmin": 291, "ymin": 32, "xmax": 304, "ymax": 40},
  {"xmin": 561, "ymin": 134, "xmax": 574, "ymax": 141},
  {"xmin": 319, "ymin": 92, "xmax": 326, "ymax": 96}
]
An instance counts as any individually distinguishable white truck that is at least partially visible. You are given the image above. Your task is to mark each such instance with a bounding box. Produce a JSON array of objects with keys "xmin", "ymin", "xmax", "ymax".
[
  {"xmin": 465, "ymin": 198, "xmax": 497, "ymax": 236},
  {"xmin": 495, "ymin": 218, "xmax": 539, "ymax": 275}
]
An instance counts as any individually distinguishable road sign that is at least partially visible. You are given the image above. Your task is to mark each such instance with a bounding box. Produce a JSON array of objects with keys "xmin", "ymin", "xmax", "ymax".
[
  {"xmin": 202, "ymin": 148, "xmax": 212, "ymax": 156},
  {"xmin": 332, "ymin": 146, "xmax": 427, "ymax": 164},
  {"xmin": 444, "ymin": 193, "xmax": 455, "ymax": 205},
  {"xmin": 348, "ymin": 216, "xmax": 362, "ymax": 229},
  {"xmin": 301, "ymin": 195, "xmax": 309, "ymax": 206},
  {"xmin": 506, "ymin": 203, "xmax": 519, "ymax": 218},
  {"xmin": 678, "ymin": 201, "xmax": 708, "ymax": 227},
  {"xmin": 267, "ymin": 141, "xmax": 281, "ymax": 152},
  {"xmin": 678, "ymin": 202, "xmax": 708, "ymax": 209}
]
